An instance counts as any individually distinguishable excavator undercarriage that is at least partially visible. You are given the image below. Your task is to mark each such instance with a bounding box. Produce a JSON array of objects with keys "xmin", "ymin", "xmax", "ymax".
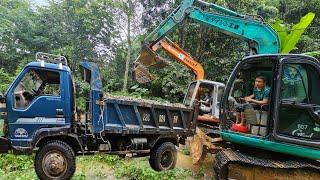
[{"xmin": 215, "ymin": 149, "xmax": 320, "ymax": 180}]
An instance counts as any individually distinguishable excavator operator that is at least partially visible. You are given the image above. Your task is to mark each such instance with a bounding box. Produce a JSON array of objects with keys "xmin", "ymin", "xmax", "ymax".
[
  {"xmin": 231, "ymin": 75, "xmax": 270, "ymax": 133},
  {"xmin": 199, "ymin": 89, "xmax": 212, "ymax": 115}
]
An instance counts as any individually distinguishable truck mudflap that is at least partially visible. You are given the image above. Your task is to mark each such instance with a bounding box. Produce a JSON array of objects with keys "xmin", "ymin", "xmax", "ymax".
[
  {"xmin": 0, "ymin": 136, "xmax": 9, "ymax": 153},
  {"xmin": 214, "ymin": 149, "xmax": 320, "ymax": 179}
]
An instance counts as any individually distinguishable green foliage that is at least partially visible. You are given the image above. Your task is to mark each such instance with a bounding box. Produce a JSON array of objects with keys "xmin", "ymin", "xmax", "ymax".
[
  {"xmin": 0, "ymin": 68, "xmax": 14, "ymax": 94},
  {"xmin": 75, "ymin": 78, "xmax": 91, "ymax": 113},
  {"xmin": 180, "ymin": 146, "xmax": 190, "ymax": 155},
  {"xmin": 0, "ymin": 153, "xmax": 37, "ymax": 179},
  {"xmin": 130, "ymin": 84, "xmax": 151, "ymax": 97},
  {"xmin": 0, "ymin": 153, "xmax": 200, "ymax": 179},
  {"xmin": 1, "ymin": 0, "xmax": 319, "ymax": 102},
  {"xmin": 113, "ymin": 157, "xmax": 192, "ymax": 180},
  {"xmin": 303, "ymin": 51, "xmax": 320, "ymax": 58},
  {"xmin": 272, "ymin": 12, "xmax": 315, "ymax": 53}
]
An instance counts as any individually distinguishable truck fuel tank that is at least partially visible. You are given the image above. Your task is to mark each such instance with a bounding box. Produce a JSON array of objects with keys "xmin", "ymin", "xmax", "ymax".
[{"xmin": 131, "ymin": 138, "xmax": 148, "ymax": 150}]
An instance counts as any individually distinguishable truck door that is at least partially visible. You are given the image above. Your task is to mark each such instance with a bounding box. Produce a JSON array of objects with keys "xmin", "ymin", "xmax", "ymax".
[
  {"xmin": 6, "ymin": 67, "xmax": 66, "ymax": 145},
  {"xmin": 274, "ymin": 58, "xmax": 320, "ymax": 148}
]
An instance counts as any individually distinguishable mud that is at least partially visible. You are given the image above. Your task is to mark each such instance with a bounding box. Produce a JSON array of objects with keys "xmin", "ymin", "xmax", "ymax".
[{"xmin": 176, "ymin": 151, "xmax": 216, "ymax": 180}]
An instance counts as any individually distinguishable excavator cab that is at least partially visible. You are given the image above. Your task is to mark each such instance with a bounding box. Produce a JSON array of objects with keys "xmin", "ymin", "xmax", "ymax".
[
  {"xmin": 184, "ymin": 80, "xmax": 225, "ymax": 124},
  {"xmin": 220, "ymin": 54, "xmax": 320, "ymax": 160}
]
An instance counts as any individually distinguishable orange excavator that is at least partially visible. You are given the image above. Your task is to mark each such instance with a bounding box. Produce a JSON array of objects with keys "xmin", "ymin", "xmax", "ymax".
[
  {"xmin": 136, "ymin": 37, "xmax": 221, "ymax": 125},
  {"xmin": 148, "ymin": 37, "xmax": 204, "ymax": 80}
]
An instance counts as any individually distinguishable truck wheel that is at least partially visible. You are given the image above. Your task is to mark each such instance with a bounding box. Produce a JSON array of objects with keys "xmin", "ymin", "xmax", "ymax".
[
  {"xmin": 149, "ymin": 142, "xmax": 177, "ymax": 171},
  {"xmin": 35, "ymin": 140, "xmax": 75, "ymax": 180}
]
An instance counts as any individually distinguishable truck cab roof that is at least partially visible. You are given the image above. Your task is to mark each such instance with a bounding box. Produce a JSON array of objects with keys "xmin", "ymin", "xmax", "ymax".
[{"xmin": 26, "ymin": 61, "xmax": 71, "ymax": 72}]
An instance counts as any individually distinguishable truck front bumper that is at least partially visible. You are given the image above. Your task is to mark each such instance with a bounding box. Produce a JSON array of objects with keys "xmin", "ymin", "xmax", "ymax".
[{"xmin": 0, "ymin": 136, "xmax": 9, "ymax": 153}]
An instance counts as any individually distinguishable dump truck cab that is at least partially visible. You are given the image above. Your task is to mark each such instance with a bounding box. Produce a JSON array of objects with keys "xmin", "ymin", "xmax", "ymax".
[
  {"xmin": 0, "ymin": 54, "xmax": 74, "ymax": 153},
  {"xmin": 220, "ymin": 54, "xmax": 320, "ymax": 160}
]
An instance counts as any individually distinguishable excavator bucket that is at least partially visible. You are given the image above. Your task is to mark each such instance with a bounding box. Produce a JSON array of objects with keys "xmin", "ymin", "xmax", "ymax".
[
  {"xmin": 133, "ymin": 63, "xmax": 155, "ymax": 84},
  {"xmin": 188, "ymin": 128, "xmax": 223, "ymax": 164},
  {"xmin": 133, "ymin": 44, "xmax": 168, "ymax": 84}
]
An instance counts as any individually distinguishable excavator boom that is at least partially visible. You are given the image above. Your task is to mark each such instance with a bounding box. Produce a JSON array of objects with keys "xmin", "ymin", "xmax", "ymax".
[{"xmin": 143, "ymin": 0, "xmax": 279, "ymax": 53}]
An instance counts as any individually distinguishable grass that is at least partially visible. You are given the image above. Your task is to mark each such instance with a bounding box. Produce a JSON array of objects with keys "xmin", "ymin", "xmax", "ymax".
[
  {"xmin": 0, "ymin": 153, "xmax": 200, "ymax": 180},
  {"xmin": 0, "ymin": 120, "xmax": 4, "ymax": 136}
]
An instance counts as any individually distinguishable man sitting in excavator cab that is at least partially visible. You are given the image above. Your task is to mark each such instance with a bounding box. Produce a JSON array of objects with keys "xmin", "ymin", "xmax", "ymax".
[
  {"xmin": 199, "ymin": 89, "xmax": 213, "ymax": 115},
  {"xmin": 231, "ymin": 76, "xmax": 270, "ymax": 133}
]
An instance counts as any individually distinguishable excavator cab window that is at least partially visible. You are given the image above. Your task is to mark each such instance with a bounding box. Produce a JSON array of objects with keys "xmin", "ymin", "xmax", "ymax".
[
  {"xmin": 226, "ymin": 60, "xmax": 274, "ymax": 136},
  {"xmin": 199, "ymin": 87, "xmax": 214, "ymax": 115},
  {"xmin": 276, "ymin": 63, "xmax": 320, "ymax": 141},
  {"xmin": 184, "ymin": 82, "xmax": 198, "ymax": 107},
  {"xmin": 184, "ymin": 81, "xmax": 221, "ymax": 119}
]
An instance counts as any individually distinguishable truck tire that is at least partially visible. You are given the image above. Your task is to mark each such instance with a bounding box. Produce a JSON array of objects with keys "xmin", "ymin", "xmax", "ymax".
[
  {"xmin": 35, "ymin": 140, "xmax": 76, "ymax": 180},
  {"xmin": 149, "ymin": 142, "xmax": 177, "ymax": 171}
]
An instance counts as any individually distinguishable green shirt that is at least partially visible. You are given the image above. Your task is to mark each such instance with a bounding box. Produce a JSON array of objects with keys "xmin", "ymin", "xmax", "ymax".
[{"xmin": 253, "ymin": 86, "xmax": 270, "ymax": 101}]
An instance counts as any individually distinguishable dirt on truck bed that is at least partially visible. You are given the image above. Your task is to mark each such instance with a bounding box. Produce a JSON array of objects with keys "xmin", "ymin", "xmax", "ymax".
[{"xmin": 105, "ymin": 94, "xmax": 187, "ymax": 108}]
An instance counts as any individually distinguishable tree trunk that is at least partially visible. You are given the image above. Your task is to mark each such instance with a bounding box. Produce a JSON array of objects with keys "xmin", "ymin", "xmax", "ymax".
[
  {"xmin": 195, "ymin": 26, "xmax": 205, "ymax": 61},
  {"xmin": 123, "ymin": 14, "xmax": 132, "ymax": 92},
  {"xmin": 179, "ymin": 25, "xmax": 185, "ymax": 48}
]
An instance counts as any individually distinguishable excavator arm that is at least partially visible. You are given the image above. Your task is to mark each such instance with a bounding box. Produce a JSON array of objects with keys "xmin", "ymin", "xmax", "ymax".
[
  {"xmin": 134, "ymin": 37, "xmax": 205, "ymax": 83},
  {"xmin": 153, "ymin": 38, "xmax": 205, "ymax": 80},
  {"xmin": 144, "ymin": 0, "xmax": 279, "ymax": 54},
  {"xmin": 134, "ymin": 0, "xmax": 280, "ymax": 83}
]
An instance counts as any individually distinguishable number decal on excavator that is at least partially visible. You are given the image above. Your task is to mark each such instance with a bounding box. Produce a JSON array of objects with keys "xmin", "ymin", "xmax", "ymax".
[
  {"xmin": 292, "ymin": 124, "xmax": 314, "ymax": 138},
  {"xmin": 159, "ymin": 115, "xmax": 166, "ymax": 123},
  {"xmin": 201, "ymin": 14, "xmax": 239, "ymax": 30},
  {"xmin": 142, "ymin": 113, "xmax": 150, "ymax": 122},
  {"xmin": 173, "ymin": 116, "xmax": 179, "ymax": 124}
]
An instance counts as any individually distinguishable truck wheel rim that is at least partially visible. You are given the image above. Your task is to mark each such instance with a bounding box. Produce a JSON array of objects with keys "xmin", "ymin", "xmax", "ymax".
[
  {"xmin": 42, "ymin": 150, "xmax": 67, "ymax": 178},
  {"xmin": 161, "ymin": 150, "xmax": 173, "ymax": 169}
]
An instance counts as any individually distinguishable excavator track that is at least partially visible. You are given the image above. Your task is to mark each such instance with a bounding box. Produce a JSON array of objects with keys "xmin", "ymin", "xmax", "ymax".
[{"xmin": 214, "ymin": 149, "xmax": 320, "ymax": 180}]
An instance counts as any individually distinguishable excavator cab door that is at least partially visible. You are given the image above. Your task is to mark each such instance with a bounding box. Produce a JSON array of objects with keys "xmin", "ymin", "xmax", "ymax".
[{"xmin": 274, "ymin": 56, "xmax": 320, "ymax": 148}]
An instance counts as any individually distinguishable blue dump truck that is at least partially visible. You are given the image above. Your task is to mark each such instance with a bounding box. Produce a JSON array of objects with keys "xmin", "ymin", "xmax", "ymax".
[{"xmin": 0, "ymin": 53, "xmax": 198, "ymax": 179}]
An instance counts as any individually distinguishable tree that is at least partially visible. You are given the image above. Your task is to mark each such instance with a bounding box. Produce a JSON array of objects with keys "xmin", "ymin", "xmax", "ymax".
[
  {"xmin": 37, "ymin": 0, "xmax": 117, "ymax": 70},
  {"xmin": 272, "ymin": 12, "xmax": 315, "ymax": 53},
  {"xmin": 0, "ymin": 0, "xmax": 40, "ymax": 72},
  {"xmin": 113, "ymin": 0, "xmax": 145, "ymax": 92}
]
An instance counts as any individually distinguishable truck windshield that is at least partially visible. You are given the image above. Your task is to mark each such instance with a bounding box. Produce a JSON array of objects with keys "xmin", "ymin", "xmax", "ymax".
[
  {"xmin": 17, "ymin": 70, "xmax": 43, "ymax": 95},
  {"xmin": 14, "ymin": 69, "xmax": 60, "ymax": 109}
]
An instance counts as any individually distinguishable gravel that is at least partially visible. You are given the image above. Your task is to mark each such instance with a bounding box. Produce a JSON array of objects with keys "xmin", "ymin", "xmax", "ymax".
[{"xmin": 104, "ymin": 94, "xmax": 187, "ymax": 108}]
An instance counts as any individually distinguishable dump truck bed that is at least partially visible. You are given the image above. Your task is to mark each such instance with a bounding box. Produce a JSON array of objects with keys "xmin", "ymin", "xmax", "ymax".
[{"xmin": 92, "ymin": 95, "xmax": 197, "ymax": 136}]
